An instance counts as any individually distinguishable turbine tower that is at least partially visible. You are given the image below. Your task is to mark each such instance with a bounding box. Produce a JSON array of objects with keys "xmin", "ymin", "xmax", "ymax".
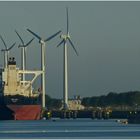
[
  {"xmin": 15, "ymin": 30, "xmax": 34, "ymax": 81},
  {"xmin": 0, "ymin": 35, "xmax": 16, "ymax": 68},
  {"xmin": 27, "ymin": 29, "xmax": 61, "ymax": 108},
  {"xmin": 56, "ymin": 7, "xmax": 78, "ymax": 110}
]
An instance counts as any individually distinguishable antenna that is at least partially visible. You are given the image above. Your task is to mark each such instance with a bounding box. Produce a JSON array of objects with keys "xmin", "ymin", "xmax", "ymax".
[{"xmin": 56, "ymin": 7, "xmax": 78, "ymax": 110}]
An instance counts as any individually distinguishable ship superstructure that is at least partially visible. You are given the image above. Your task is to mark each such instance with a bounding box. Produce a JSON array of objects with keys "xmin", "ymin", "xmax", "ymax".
[
  {"xmin": 2, "ymin": 57, "xmax": 42, "ymax": 97},
  {"xmin": 3, "ymin": 57, "xmax": 31, "ymax": 97}
]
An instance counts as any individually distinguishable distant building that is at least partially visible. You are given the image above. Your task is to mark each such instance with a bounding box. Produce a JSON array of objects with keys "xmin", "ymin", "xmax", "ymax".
[{"xmin": 68, "ymin": 95, "xmax": 85, "ymax": 110}]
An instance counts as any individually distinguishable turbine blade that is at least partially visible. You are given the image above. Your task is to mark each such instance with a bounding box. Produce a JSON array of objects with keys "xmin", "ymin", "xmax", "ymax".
[
  {"xmin": 45, "ymin": 30, "xmax": 61, "ymax": 42},
  {"xmin": 15, "ymin": 30, "xmax": 24, "ymax": 45},
  {"xmin": 66, "ymin": 7, "xmax": 69, "ymax": 34},
  {"xmin": 1, "ymin": 49, "xmax": 5, "ymax": 52},
  {"xmin": 27, "ymin": 29, "xmax": 41, "ymax": 40},
  {"xmin": 25, "ymin": 38, "xmax": 34, "ymax": 47},
  {"xmin": 57, "ymin": 39, "xmax": 64, "ymax": 47},
  {"xmin": 68, "ymin": 38, "xmax": 78, "ymax": 56},
  {"xmin": 0, "ymin": 35, "xmax": 7, "ymax": 49},
  {"xmin": 8, "ymin": 42, "xmax": 16, "ymax": 51}
]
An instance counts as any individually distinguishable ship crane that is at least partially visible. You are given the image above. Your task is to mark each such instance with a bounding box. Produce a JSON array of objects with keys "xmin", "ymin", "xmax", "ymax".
[{"xmin": 18, "ymin": 70, "xmax": 43, "ymax": 91}]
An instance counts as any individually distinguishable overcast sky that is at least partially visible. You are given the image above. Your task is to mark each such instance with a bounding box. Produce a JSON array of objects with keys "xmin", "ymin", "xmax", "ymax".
[{"xmin": 0, "ymin": 1, "xmax": 140, "ymax": 98}]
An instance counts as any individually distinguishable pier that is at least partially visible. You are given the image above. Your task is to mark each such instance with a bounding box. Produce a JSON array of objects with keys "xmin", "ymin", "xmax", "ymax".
[{"xmin": 43, "ymin": 110, "xmax": 140, "ymax": 120}]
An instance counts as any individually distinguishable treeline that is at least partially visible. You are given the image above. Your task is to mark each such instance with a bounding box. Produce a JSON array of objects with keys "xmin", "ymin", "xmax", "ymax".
[
  {"xmin": 45, "ymin": 95, "xmax": 62, "ymax": 110},
  {"xmin": 81, "ymin": 91, "xmax": 140, "ymax": 107},
  {"xmin": 0, "ymin": 94, "xmax": 62, "ymax": 110}
]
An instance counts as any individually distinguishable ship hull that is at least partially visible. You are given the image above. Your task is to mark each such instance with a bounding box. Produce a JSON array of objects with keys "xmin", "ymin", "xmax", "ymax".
[{"xmin": 0, "ymin": 105, "xmax": 41, "ymax": 120}]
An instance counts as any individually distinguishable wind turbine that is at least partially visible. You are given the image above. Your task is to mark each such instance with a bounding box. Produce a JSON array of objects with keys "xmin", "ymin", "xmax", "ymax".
[
  {"xmin": 15, "ymin": 30, "xmax": 34, "ymax": 81},
  {"xmin": 0, "ymin": 35, "xmax": 16, "ymax": 69},
  {"xmin": 27, "ymin": 29, "xmax": 61, "ymax": 108},
  {"xmin": 56, "ymin": 7, "xmax": 78, "ymax": 110}
]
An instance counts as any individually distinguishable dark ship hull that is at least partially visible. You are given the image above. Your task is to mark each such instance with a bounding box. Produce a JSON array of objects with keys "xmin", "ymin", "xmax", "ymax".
[{"xmin": 0, "ymin": 95, "xmax": 42, "ymax": 120}]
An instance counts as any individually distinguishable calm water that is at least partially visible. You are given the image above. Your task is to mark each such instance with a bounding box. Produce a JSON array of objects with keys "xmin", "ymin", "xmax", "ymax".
[{"xmin": 0, "ymin": 119, "xmax": 140, "ymax": 139}]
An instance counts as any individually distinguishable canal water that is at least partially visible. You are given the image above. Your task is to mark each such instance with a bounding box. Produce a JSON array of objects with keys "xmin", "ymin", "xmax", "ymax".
[{"xmin": 0, "ymin": 119, "xmax": 140, "ymax": 139}]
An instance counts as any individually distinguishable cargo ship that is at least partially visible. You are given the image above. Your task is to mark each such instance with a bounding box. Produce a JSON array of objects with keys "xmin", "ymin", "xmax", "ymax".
[{"xmin": 0, "ymin": 57, "xmax": 43, "ymax": 120}]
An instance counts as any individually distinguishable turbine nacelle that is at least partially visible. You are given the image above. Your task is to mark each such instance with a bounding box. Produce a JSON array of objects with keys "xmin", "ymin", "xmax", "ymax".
[
  {"xmin": 39, "ymin": 40, "xmax": 45, "ymax": 46},
  {"xmin": 15, "ymin": 30, "xmax": 34, "ymax": 48},
  {"xmin": 18, "ymin": 45, "xmax": 24, "ymax": 48},
  {"xmin": 60, "ymin": 34, "xmax": 70, "ymax": 40},
  {"xmin": 27, "ymin": 28, "xmax": 61, "ymax": 44}
]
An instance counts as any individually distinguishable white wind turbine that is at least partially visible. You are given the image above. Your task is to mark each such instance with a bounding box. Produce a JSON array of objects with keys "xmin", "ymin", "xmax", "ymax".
[
  {"xmin": 0, "ymin": 35, "xmax": 16, "ymax": 69},
  {"xmin": 15, "ymin": 30, "xmax": 34, "ymax": 81},
  {"xmin": 27, "ymin": 29, "xmax": 61, "ymax": 108},
  {"xmin": 56, "ymin": 8, "xmax": 78, "ymax": 110}
]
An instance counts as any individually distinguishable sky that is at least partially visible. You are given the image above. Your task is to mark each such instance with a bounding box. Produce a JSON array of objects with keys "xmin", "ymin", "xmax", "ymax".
[{"xmin": 0, "ymin": 1, "xmax": 140, "ymax": 99}]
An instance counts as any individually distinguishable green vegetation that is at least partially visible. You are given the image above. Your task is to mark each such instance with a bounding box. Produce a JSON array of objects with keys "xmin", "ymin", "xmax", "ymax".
[
  {"xmin": 81, "ymin": 91, "xmax": 140, "ymax": 107},
  {"xmin": 45, "ymin": 95, "xmax": 62, "ymax": 110}
]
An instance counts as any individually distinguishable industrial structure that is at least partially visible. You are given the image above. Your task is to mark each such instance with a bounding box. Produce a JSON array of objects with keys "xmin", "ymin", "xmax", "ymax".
[
  {"xmin": 57, "ymin": 7, "xmax": 78, "ymax": 110},
  {"xmin": 0, "ymin": 7, "xmax": 79, "ymax": 120},
  {"xmin": 26, "ymin": 29, "xmax": 61, "ymax": 108}
]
